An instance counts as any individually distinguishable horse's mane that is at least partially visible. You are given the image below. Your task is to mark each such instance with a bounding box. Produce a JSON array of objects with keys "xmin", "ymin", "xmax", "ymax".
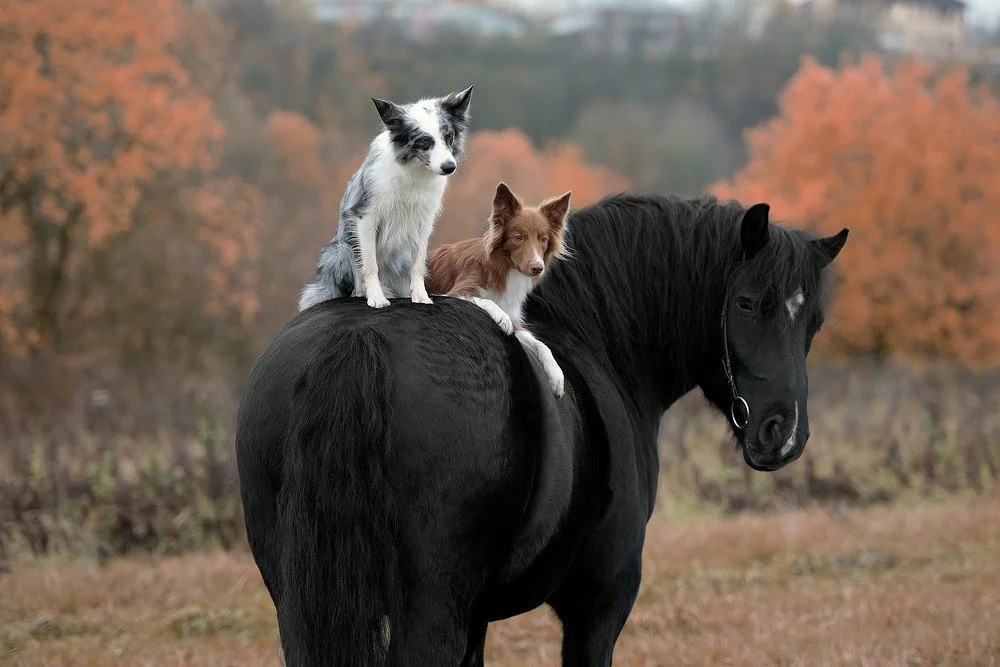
[{"xmin": 527, "ymin": 193, "xmax": 834, "ymax": 399}]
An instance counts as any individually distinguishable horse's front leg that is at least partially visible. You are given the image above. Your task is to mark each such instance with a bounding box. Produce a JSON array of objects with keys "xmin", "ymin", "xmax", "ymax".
[{"xmin": 550, "ymin": 553, "xmax": 642, "ymax": 667}]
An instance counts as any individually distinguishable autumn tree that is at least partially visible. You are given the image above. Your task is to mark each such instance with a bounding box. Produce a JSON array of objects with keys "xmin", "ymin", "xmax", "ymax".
[
  {"xmin": 215, "ymin": 0, "xmax": 389, "ymax": 136},
  {"xmin": 715, "ymin": 55, "xmax": 1000, "ymax": 367},
  {"xmin": 0, "ymin": 0, "xmax": 259, "ymax": 357},
  {"xmin": 249, "ymin": 109, "xmax": 358, "ymax": 332},
  {"xmin": 434, "ymin": 130, "xmax": 630, "ymax": 246}
]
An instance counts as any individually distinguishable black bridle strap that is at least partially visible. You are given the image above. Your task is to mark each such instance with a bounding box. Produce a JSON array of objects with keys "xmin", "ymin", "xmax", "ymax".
[{"xmin": 721, "ymin": 309, "xmax": 750, "ymax": 430}]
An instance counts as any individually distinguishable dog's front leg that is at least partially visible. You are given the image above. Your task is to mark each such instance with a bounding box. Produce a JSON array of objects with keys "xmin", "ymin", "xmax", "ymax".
[
  {"xmin": 514, "ymin": 328, "xmax": 565, "ymax": 397},
  {"xmin": 408, "ymin": 232, "xmax": 433, "ymax": 305},
  {"xmin": 358, "ymin": 217, "xmax": 390, "ymax": 308},
  {"xmin": 461, "ymin": 296, "xmax": 514, "ymax": 335}
]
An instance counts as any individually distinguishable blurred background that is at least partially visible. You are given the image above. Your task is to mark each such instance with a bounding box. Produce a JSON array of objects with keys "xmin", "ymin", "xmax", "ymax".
[{"xmin": 2, "ymin": 0, "xmax": 1000, "ymax": 664}]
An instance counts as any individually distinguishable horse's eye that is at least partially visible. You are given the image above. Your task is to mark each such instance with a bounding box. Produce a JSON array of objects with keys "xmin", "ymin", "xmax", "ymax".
[{"xmin": 737, "ymin": 296, "xmax": 755, "ymax": 313}]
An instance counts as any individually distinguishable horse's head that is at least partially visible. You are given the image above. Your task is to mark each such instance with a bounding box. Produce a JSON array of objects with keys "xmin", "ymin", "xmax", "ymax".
[{"xmin": 701, "ymin": 203, "xmax": 848, "ymax": 472}]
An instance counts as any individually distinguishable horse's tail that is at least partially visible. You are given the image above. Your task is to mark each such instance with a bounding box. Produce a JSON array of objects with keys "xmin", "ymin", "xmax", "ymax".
[{"xmin": 277, "ymin": 324, "xmax": 401, "ymax": 666}]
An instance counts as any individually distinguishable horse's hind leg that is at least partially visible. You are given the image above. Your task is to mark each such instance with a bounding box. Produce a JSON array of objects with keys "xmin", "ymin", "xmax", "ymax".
[
  {"xmin": 238, "ymin": 456, "xmax": 283, "ymax": 606},
  {"xmin": 386, "ymin": 588, "xmax": 469, "ymax": 665},
  {"xmin": 461, "ymin": 618, "xmax": 489, "ymax": 667}
]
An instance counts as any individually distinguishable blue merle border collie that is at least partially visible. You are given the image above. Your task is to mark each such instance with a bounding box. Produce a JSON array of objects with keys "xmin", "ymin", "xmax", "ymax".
[{"xmin": 298, "ymin": 86, "xmax": 474, "ymax": 311}]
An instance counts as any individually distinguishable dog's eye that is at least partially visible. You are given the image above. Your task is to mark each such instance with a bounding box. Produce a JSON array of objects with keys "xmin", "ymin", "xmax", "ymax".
[
  {"xmin": 513, "ymin": 234, "xmax": 524, "ymax": 243},
  {"xmin": 443, "ymin": 130, "xmax": 454, "ymax": 144},
  {"xmin": 415, "ymin": 137, "xmax": 434, "ymax": 149},
  {"xmin": 540, "ymin": 235, "xmax": 548, "ymax": 244},
  {"xmin": 737, "ymin": 296, "xmax": 755, "ymax": 314}
]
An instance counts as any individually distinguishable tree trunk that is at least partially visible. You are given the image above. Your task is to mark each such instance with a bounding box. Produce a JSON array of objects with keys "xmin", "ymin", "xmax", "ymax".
[{"xmin": 27, "ymin": 201, "xmax": 82, "ymax": 352}]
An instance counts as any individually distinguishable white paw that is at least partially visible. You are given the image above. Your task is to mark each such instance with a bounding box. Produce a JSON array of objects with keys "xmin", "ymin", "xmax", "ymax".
[
  {"xmin": 468, "ymin": 297, "xmax": 513, "ymax": 334},
  {"xmin": 493, "ymin": 310, "xmax": 514, "ymax": 335},
  {"xmin": 367, "ymin": 293, "xmax": 390, "ymax": 308},
  {"xmin": 410, "ymin": 291, "xmax": 433, "ymax": 305},
  {"xmin": 546, "ymin": 364, "xmax": 565, "ymax": 397}
]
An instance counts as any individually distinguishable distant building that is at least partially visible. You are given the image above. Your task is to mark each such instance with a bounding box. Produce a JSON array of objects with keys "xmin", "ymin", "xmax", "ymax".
[
  {"xmin": 409, "ymin": 4, "xmax": 529, "ymax": 40},
  {"xmin": 546, "ymin": 3, "xmax": 687, "ymax": 57},
  {"xmin": 309, "ymin": 0, "xmax": 529, "ymax": 40},
  {"xmin": 801, "ymin": 0, "xmax": 966, "ymax": 59},
  {"xmin": 308, "ymin": 0, "xmax": 428, "ymax": 26},
  {"xmin": 484, "ymin": 0, "xmax": 626, "ymax": 19}
]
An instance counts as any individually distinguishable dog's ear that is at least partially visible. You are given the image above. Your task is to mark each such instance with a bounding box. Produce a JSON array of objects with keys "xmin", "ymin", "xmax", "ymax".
[
  {"xmin": 492, "ymin": 182, "xmax": 522, "ymax": 225},
  {"xmin": 372, "ymin": 97, "xmax": 405, "ymax": 129},
  {"xmin": 485, "ymin": 182, "xmax": 521, "ymax": 256},
  {"xmin": 540, "ymin": 191, "xmax": 572, "ymax": 235},
  {"xmin": 441, "ymin": 85, "xmax": 474, "ymax": 117},
  {"xmin": 541, "ymin": 191, "xmax": 571, "ymax": 261}
]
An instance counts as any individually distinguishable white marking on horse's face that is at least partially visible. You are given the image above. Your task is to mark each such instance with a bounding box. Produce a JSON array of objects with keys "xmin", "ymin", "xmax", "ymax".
[
  {"xmin": 785, "ymin": 288, "xmax": 805, "ymax": 322},
  {"xmin": 779, "ymin": 401, "xmax": 799, "ymax": 459}
]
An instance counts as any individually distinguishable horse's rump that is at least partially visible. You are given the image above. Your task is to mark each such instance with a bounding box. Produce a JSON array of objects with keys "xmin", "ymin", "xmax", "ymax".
[{"xmin": 243, "ymin": 299, "xmax": 591, "ymax": 623}]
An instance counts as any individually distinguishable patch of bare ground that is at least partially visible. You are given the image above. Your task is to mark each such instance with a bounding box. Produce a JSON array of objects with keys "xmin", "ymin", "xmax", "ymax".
[{"xmin": 3, "ymin": 501, "xmax": 999, "ymax": 666}]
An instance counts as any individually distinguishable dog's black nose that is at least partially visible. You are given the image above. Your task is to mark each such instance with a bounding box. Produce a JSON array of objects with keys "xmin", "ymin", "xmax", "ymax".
[{"xmin": 440, "ymin": 161, "xmax": 457, "ymax": 175}]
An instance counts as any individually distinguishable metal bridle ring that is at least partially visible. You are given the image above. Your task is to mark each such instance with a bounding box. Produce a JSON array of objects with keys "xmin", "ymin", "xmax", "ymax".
[{"xmin": 730, "ymin": 396, "xmax": 750, "ymax": 430}]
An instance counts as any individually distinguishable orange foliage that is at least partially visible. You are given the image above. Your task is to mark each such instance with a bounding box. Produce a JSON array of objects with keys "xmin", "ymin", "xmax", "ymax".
[
  {"xmin": 715, "ymin": 55, "xmax": 1000, "ymax": 367},
  {"xmin": 263, "ymin": 109, "xmax": 347, "ymax": 224},
  {"xmin": 266, "ymin": 111, "xmax": 326, "ymax": 190},
  {"xmin": 435, "ymin": 130, "xmax": 630, "ymax": 245},
  {"xmin": 0, "ymin": 0, "xmax": 255, "ymax": 354}
]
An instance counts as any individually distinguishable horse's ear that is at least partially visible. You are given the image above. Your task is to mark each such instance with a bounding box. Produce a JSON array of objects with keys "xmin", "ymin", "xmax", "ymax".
[
  {"xmin": 812, "ymin": 228, "xmax": 849, "ymax": 268},
  {"xmin": 372, "ymin": 97, "xmax": 405, "ymax": 128},
  {"xmin": 740, "ymin": 203, "xmax": 770, "ymax": 259}
]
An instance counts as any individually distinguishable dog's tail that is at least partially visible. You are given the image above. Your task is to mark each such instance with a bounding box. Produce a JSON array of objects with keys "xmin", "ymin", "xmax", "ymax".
[
  {"xmin": 276, "ymin": 325, "xmax": 402, "ymax": 666},
  {"xmin": 298, "ymin": 240, "xmax": 356, "ymax": 311}
]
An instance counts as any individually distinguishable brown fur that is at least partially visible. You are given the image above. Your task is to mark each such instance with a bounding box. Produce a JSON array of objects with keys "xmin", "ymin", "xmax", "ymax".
[{"xmin": 427, "ymin": 183, "xmax": 571, "ymax": 298}]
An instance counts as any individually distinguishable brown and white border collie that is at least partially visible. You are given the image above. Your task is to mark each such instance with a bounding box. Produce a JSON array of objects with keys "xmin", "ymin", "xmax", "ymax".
[{"xmin": 427, "ymin": 182, "xmax": 571, "ymax": 396}]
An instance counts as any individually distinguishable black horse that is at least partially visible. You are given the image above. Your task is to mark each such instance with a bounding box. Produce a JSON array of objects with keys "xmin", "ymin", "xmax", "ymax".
[{"xmin": 235, "ymin": 194, "xmax": 848, "ymax": 665}]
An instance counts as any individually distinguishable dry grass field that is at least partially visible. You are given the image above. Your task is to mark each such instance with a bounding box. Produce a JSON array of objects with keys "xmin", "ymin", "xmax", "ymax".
[{"xmin": 3, "ymin": 500, "xmax": 1000, "ymax": 666}]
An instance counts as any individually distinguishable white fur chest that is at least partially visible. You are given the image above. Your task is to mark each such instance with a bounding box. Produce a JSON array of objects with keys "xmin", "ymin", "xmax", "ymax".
[
  {"xmin": 370, "ymin": 152, "xmax": 447, "ymax": 257},
  {"xmin": 480, "ymin": 270, "xmax": 534, "ymax": 326}
]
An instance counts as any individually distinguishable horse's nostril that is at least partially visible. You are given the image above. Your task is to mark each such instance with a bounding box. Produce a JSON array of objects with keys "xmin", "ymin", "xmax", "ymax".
[{"xmin": 759, "ymin": 415, "xmax": 784, "ymax": 447}]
